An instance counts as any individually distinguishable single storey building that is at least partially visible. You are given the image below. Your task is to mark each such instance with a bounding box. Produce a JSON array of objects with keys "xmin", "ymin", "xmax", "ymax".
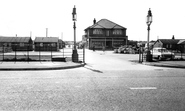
[
  {"xmin": 34, "ymin": 37, "xmax": 59, "ymax": 51},
  {"xmin": 0, "ymin": 36, "xmax": 33, "ymax": 51}
]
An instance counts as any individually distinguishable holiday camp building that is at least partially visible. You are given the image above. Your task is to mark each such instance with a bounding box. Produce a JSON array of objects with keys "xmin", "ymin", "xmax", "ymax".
[
  {"xmin": 84, "ymin": 19, "xmax": 128, "ymax": 50},
  {"xmin": 0, "ymin": 36, "xmax": 33, "ymax": 51},
  {"xmin": 34, "ymin": 37, "xmax": 59, "ymax": 51},
  {"xmin": 153, "ymin": 39, "xmax": 185, "ymax": 53}
]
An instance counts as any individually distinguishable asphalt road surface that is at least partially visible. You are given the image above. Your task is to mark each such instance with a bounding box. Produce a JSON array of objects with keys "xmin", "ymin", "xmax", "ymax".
[{"xmin": 0, "ymin": 50, "xmax": 185, "ymax": 111}]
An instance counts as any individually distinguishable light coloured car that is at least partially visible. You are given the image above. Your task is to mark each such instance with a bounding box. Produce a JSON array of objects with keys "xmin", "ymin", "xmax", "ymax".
[{"xmin": 152, "ymin": 47, "xmax": 175, "ymax": 60}]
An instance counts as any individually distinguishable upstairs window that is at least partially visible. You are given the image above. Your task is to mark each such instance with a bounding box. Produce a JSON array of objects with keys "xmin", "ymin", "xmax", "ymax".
[
  {"xmin": 20, "ymin": 43, "xmax": 24, "ymax": 47},
  {"xmin": 93, "ymin": 29, "xmax": 103, "ymax": 35},
  {"xmin": 113, "ymin": 30, "xmax": 122, "ymax": 35}
]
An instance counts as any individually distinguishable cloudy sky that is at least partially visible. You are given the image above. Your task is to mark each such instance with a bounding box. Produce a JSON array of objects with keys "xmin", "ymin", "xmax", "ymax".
[{"xmin": 0, "ymin": 0, "xmax": 184, "ymax": 41}]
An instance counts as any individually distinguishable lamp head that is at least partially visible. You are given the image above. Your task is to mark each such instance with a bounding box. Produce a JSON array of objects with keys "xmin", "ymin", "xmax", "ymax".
[
  {"xmin": 72, "ymin": 5, "xmax": 77, "ymax": 21},
  {"xmin": 146, "ymin": 8, "xmax": 152, "ymax": 25}
]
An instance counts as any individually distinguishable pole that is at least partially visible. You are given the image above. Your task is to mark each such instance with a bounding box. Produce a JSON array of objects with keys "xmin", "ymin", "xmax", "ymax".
[
  {"xmin": 83, "ymin": 45, "xmax": 85, "ymax": 63},
  {"xmin": 147, "ymin": 25, "xmax": 150, "ymax": 53},
  {"xmin": 15, "ymin": 43, "xmax": 16, "ymax": 62},
  {"xmin": 30, "ymin": 31, "xmax": 32, "ymax": 38},
  {"xmin": 27, "ymin": 44, "xmax": 29, "ymax": 62},
  {"xmin": 63, "ymin": 48, "xmax": 64, "ymax": 58},
  {"xmin": 72, "ymin": 21, "xmax": 78, "ymax": 62},
  {"xmin": 139, "ymin": 46, "xmax": 141, "ymax": 63},
  {"xmin": 51, "ymin": 43, "xmax": 52, "ymax": 61},
  {"xmin": 146, "ymin": 25, "xmax": 152, "ymax": 62},
  {"xmin": 39, "ymin": 44, "xmax": 41, "ymax": 62},
  {"xmin": 141, "ymin": 47, "xmax": 143, "ymax": 62},
  {"xmin": 2, "ymin": 44, "xmax": 4, "ymax": 61},
  {"xmin": 46, "ymin": 28, "xmax": 48, "ymax": 37},
  {"xmin": 74, "ymin": 22, "xmax": 76, "ymax": 50}
]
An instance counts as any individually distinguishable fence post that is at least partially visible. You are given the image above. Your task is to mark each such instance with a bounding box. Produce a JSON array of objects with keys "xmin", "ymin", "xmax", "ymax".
[
  {"xmin": 142, "ymin": 49, "xmax": 143, "ymax": 62},
  {"xmin": 15, "ymin": 43, "xmax": 17, "ymax": 62},
  {"xmin": 39, "ymin": 44, "xmax": 41, "ymax": 62},
  {"xmin": 63, "ymin": 48, "xmax": 64, "ymax": 58},
  {"xmin": 139, "ymin": 47, "xmax": 141, "ymax": 63},
  {"xmin": 3, "ymin": 44, "xmax": 4, "ymax": 61},
  {"xmin": 51, "ymin": 44, "xmax": 52, "ymax": 61},
  {"xmin": 83, "ymin": 46, "xmax": 85, "ymax": 63},
  {"xmin": 27, "ymin": 44, "xmax": 29, "ymax": 62}
]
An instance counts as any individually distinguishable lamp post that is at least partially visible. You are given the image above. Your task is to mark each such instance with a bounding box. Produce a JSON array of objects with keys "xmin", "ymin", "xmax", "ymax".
[
  {"xmin": 146, "ymin": 8, "xmax": 153, "ymax": 62},
  {"xmin": 72, "ymin": 5, "xmax": 78, "ymax": 62}
]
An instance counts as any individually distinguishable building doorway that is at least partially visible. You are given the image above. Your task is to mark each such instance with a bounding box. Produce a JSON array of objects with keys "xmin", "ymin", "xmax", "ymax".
[{"xmin": 106, "ymin": 41, "xmax": 112, "ymax": 50}]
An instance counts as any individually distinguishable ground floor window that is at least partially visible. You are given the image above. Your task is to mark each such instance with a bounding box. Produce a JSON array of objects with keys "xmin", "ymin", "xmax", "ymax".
[
  {"xmin": 40, "ymin": 43, "xmax": 43, "ymax": 47},
  {"xmin": 90, "ymin": 38, "xmax": 126, "ymax": 50},
  {"xmin": 20, "ymin": 43, "xmax": 24, "ymax": 47}
]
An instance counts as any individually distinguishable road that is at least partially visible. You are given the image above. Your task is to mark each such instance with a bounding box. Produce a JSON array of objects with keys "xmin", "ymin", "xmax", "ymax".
[{"xmin": 0, "ymin": 49, "xmax": 185, "ymax": 111}]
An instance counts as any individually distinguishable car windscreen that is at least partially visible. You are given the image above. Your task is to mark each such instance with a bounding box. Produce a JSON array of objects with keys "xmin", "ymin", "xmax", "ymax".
[{"xmin": 158, "ymin": 49, "xmax": 168, "ymax": 52}]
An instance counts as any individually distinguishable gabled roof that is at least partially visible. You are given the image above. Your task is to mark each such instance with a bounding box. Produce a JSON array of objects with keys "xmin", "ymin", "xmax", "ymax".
[
  {"xmin": 34, "ymin": 37, "xmax": 59, "ymax": 43},
  {"xmin": 178, "ymin": 40, "xmax": 185, "ymax": 44},
  {"xmin": 0, "ymin": 36, "xmax": 32, "ymax": 43},
  {"xmin": 85, "ymin": 19, "xmax": 126, "ymax": 30},
  {"xmin": 158, "ymin": 39, "xmax": 180, "ymax": 44}
]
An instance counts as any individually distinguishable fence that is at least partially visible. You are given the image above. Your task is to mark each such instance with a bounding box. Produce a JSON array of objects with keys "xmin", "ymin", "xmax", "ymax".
[
  {"xmin": 0, "ymin": 47, "xmax": 85, "ymax": 63},
  {"xmin": 138, "ymin": 47, "xmax": 185, "ymax": 62}
]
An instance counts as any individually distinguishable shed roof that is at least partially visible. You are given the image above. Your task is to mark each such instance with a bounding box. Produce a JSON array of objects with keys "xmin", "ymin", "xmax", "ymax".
[
  {"xmin": 34, "ymin": 37, "xmax": 59, "ymax": 43},
  {"xmin": 0, "ymin": 36, "xmax": 32, "ymax": 43}
]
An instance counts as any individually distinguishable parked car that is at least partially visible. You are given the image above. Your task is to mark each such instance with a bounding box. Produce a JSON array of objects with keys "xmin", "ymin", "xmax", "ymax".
[
  {"xmin": 114, "ymin": 45, "xmax": 137, "ymax": 54},
  {"xmin": 152, "ymin": 47, "xmax": 175, "ymax": 60}
]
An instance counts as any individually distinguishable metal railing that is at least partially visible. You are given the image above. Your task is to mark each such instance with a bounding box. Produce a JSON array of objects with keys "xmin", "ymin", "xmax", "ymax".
[{"xmin": 0, "ymin": 46, "xmax": 85, "ymax": 63}]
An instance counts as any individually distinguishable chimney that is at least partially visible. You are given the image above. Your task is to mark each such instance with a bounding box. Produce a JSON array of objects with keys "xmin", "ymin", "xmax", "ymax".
[{"xmin": 93, "ymin": 18, "xmax": 96, "ymax": 24}]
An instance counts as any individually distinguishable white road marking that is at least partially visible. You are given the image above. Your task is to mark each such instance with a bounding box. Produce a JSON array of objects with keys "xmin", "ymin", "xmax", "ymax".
[
  {"xmin": 75, "ymin": 86, "xmax": 82, "ymax": 88},
  {"xmin": 55, "ymin": 81, "xmax": 60, "ymax": 83},
  {"xmin": 130, "ymin": 87, "xmax": 157, "ymax": 90}
]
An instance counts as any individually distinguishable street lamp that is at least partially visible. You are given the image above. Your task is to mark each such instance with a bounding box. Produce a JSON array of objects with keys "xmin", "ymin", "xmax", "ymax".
[
  {"xmin": 72, "ymin": 5, "xmax": 78, "ymax": 62},
  {"xmin": 146, "ymin": 8, "xmax": 153, "ymax": 62}
]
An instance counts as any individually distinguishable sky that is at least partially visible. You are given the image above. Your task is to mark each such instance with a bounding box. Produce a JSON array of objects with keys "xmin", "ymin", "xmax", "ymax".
[{"xmin": 0, "ymin": 0, "xmax": 184, "ymax": 41}]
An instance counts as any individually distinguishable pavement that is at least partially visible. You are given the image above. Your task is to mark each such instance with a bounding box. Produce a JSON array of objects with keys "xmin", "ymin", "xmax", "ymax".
[
  {"xmin": 0, "ymin": 61, "xmax": 85, "ymax": 70},
  {"xmin": 0, "ymin": 49, "xmax": 185, "ymax": 70},
  {"xmin": 142, "ymin": 60, "xmax": 185, "ymax": 69}
]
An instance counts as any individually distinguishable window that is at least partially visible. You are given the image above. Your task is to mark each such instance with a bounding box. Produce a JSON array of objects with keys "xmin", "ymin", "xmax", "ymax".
[
  {"xmin": 51, "ymin": 43, "xmax": 56, "ymax": 47},
  {"xmin": 8, "ymin": 43, "xmax": 11, "ymax": 47},
  {"xmin": 113, "ymin": 30, "xmax": 122, "ymax": 35},
  {"xmin": 170, "ymin": 44, "xmax": 172, "ymax": 48},
  {"xmin": 4, "ymin": 43, "xmax": 7, "ymax": 47},
  {"xmin": 40, "ymin": 43, "xmax": 43, "ymax": 47},
  {"xmin": 93, "ymin": 29, "xmax": 103, "ymax": 34},
  {"xmin": 20, "ymin": 43, "xmax": 24, "ymax": 47},
  {"xmin": 106, "ymin": 30, "xmax": 109, "ymax": 36}
]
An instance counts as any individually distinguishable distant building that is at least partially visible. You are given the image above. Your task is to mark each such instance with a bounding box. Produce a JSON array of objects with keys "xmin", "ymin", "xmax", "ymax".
[
  {"xmin": 34, "ymin": 37, "xmax": 59, "ymax": 51},
  {"xmin": 128, "ymin": 40, "xmax": 138, "ymax": 47},
  {"xmin": 58, "ymin": 39, "xmax": 65, "ymax": 49},
  {"xmin": 0, "ymin": 36, "xmax": 33, "ymax": 51},
  {"xmin": 84, "ymin": 18, "xmax": 128, "ymax": 50},
  {"xmin": 153, "ymin": 39, "xmax": 185, "ymax": 52},
  {"xmin": 64, "ymin": 41, "xmax": 74, "ymax": 48}
]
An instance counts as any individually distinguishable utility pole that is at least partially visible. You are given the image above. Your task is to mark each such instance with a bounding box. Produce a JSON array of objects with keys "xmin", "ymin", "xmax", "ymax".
[{"xmin": 46, "ymin": 28, "xmax": 48, "ymax": 37}]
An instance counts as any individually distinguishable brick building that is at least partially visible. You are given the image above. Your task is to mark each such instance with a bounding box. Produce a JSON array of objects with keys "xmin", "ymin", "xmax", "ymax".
[{"xmin": 84, "ymin": 19, "xmax": 128, "ymax": 50}]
